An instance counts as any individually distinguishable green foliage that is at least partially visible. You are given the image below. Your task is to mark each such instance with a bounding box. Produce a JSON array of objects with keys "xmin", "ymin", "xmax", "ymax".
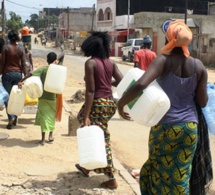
[
  {"xmin": 6, "ymin": 12, "xmax": 23, "ymax": 31},
  {"xmin": 25, "ymin": 13, "xmax": 58, "ymax": 32}
]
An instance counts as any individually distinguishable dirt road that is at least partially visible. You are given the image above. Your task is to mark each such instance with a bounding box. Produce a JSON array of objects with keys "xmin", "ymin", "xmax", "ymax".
[{"xmin": 1, "ymin": 39, "xmax": 215, "ymax": 194}]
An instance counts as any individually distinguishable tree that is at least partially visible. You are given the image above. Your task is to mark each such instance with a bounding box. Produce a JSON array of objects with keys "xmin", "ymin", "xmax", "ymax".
[
  {"xmin": 25, "ymin": 13, "xmax": 58, "ymax": 32},
  {"xmin": 6, "ymin": 12, "xmax": 23, "ymax": 31}
]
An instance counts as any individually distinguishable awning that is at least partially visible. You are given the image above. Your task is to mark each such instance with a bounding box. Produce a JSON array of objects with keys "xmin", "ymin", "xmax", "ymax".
[{"xmin": 109, "ymin": 29, "xmax": 134, "ymax": 36}]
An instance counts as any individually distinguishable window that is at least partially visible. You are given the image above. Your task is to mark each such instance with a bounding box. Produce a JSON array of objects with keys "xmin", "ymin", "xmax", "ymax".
[
  {"xmin": 98, "ymin": 9, "xmax": 104, "ymax": 21},
  {"xmin": 104, "ymin": 7, "xmax": 112, "ymax": 20}
]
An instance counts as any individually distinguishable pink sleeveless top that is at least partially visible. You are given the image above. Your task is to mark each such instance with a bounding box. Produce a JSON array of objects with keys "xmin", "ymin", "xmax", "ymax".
[{"xmin": 93, "ymin": 57, "xmax": 113, "ymax": 99}]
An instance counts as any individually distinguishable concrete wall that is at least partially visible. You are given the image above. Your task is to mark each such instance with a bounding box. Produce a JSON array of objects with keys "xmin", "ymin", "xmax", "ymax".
[
  {"xmin": 134, "ymin": 12, "xmax": 215, "ymax": 65},
  {"xmin": 59, "ymin": 8, "xmax": 95, "ymax": 34}
]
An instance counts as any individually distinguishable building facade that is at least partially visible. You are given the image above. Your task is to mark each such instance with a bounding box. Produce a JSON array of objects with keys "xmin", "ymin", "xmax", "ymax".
[{"xmin": 96, "ymin": 0, "xmax": 215, "ymax": 64}]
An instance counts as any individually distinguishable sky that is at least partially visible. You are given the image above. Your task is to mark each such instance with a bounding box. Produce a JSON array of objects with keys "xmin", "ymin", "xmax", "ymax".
[{"xmin": 5, "ymin": 0, "xmax": 96, "ymax": 22}]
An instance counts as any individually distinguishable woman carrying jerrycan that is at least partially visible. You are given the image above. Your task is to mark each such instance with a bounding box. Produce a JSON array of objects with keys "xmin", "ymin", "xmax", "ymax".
[
  {"xmin": 117, "ymin": 20, "xmax": 208, "ymax": 194},
  {"xmin": 18, "ymin": 52, "xmax": 64, "ymax": 146}
]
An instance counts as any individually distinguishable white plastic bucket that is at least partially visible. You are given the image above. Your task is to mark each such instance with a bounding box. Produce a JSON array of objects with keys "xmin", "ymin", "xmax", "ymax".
[
  {"xmin": 77, "ymin": 125, "xmax": 107, "ymax": 170},
  {"xmin": 24, "ymin": 76, "xmax": 43, "ymax": 99},
  {"xmin": 44, "ymin": 64, "xmax": 67, "ymax": 94},
  {"xmin": 8, "ymin": 85, "xmax": 26, "ymax": 116},
  {"xmin": 0, "ymin": 83, "xmax": 9, "ymax": 107},
  {"xmin": 117, "ymin": 68, "xmax": 170, "ymax": 126}
]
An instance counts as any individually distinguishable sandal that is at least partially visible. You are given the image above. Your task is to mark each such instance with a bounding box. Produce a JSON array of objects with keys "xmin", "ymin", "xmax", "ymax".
[
  {"xmin": 46, "ymin": 139, "xmax": 54, "ymax": 144},
  {"xmin": 100, "ymin": 179, "xmax": 118, "ymax": 189},
  {"xmin": 6, "ymin": 119, "xmax": 15, "ymax": 130},
  {"xmin": 38, "ymin": 141, "xmax": 45, "ymax": 146},
  {"xmin": 75, "ymin": 164, "xmax": 89, "ymax": 177},
  {"xmin": 131, "ymin": 169, "xmax": 140, "ymax": 179}
]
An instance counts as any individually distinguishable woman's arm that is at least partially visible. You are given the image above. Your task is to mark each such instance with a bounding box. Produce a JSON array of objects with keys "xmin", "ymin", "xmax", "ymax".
[
  {"xmin": 112, "ymin": 61, "xmax": 123, "ymax": 87},
  {"xmin": 0, "ymin": 46, "xmax": 6, "ymax": 74},
  {"xmin": 29, "ymin": 52, "xmax": 33, "ymax": 68},
  {"xmin": 195, "ymin": 59, "xmax": 208, "ymax": 107},
  {"xmin": 83, "ymin": 59, "xmax": 96, "ymax": 126},
  {"xmin": 20, "ymin": 50, "xmax": 27, "ymax": 76},
  {"xmin": 18, "ymin": 73, "xmax": 32, "ymax": 88}
]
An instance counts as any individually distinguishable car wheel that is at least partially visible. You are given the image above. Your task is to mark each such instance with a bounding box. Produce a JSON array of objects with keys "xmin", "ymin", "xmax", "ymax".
[
  {"xmin": 121, "ymin": 55, "xmax": 126, "ymax": 61},
  {"xmin": 128, "ymin": 52, "xmax": 133, "ymax": 62}
]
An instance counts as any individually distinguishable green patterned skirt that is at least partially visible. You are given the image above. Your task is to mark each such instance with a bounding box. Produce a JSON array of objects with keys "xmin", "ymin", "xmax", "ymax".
[
  {"xmin": 140, "ymin": 122, "xmax": 198, "ymax": 195},
  {"xmin": 35, "ymin": 99, "xmax": 56, "ymax": 133},
  {"xmin": 77, "ymin": 97, "xmax": 117, "ymax": 179}
]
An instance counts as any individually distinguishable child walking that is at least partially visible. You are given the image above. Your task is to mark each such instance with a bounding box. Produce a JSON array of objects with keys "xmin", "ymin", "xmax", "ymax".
[{"xmin": 19, "ymin": 52, "xmax": 59, "ymax": 145}]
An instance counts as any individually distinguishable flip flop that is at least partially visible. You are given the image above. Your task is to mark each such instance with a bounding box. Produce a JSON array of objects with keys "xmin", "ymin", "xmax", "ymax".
[
  {"xmin": 75, "ymin": 164, "xmax": 89, "ymax": 177},
  {"xmin": 38, "ymin": 141, "xmax": 45, "ymax": 146},
  {"xmin": 131, "ymin": 169, "xmax": 140, "ymax": 179},
  {"xmin": 100, "ymin": 179, "xmax": 118, "ymax": 189},
  {"xmin": 47, "ymin": 139, "xmax": 54, "ymax": 144}
]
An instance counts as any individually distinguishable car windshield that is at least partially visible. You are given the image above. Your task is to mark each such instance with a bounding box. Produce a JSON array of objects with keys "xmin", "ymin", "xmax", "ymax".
[{"xmin": 135, "ymin": 40, "xmax": 143, "ymax": 46}]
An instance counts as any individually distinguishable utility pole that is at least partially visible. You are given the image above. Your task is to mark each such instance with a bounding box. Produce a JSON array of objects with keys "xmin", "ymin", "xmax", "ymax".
[
  {"xmin": 91, "ymin": 4, "xmax": 95, "ymax": 31},
  {"xmin": 127, "ymin": 0, "xmax": 130, "ymax": 41},
  {"xmin": 67, "ymin": 6, "xmax": 69, "ymax": 38},
  {"xmin": 185, "ymin": 0, "xmax": 188, "ymax": 24},
  {"xmin": 1, "ymin": 0, "xmax": 5, "ymax": 40}
]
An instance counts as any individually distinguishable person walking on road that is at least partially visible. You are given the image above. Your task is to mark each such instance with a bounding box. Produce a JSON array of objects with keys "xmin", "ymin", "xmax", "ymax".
[
  {"xmin": 18, "ymin": 52, "xmax": 59, "ymax": 145},
  {"xmin": 117, "ymin": 20, "xmax": 208, "ymax": 194},
  {"xmin": 132, "ymin": 34, "xmax": 157, "ymax": 178},
  {"xmin": 133, "ymin": 34, "xmax": 157, "ymax": 70},
  {"xmin": 34, "ymin": 37, "xmax": 38, "ymax": 44},
  {"xmin": 0, "ymin": 29, "xmax": 27, "ymax": 129},
  {"xmin": 75, "ymin": 31, "xmax": 123, "ymax": 189},
  {"xmin": 24, "ymin": 45, "xmax": 33, "ymax": 75}
]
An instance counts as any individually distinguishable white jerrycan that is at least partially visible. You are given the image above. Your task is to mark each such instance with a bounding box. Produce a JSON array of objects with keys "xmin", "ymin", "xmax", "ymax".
[
  {"xmin": 8, "ymin": 85, "xmax": 26, "ymax": 116},
  {"xmin": 24, "ymin": 76, "xmax": 43, "ymax": 99},
  {"xmin": 77, "ymin": 125, "xmax": 107, "ymax": 170},
  {"xmin": 0, "ymin": 83, "xmax": 9, "ymax": 108},
  {"xmin": 44, "ymin": 64, "xmax": 67, "ymax": 94},
  {"xmin": 117, "ymin": 68, "xmax": 170, "ymax": 127}
]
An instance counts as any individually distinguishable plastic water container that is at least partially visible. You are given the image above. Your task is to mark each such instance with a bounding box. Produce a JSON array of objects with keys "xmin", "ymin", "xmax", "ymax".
[
  {"xmin": 44, "ymin": 64, "xmax": 67, "ymax": 94},
  {"xmin": 117, "ymin": 68, "xmax": 170, "ymax": 126},
  {"xmin": 77, "ymin": 125, "xmax": 107, "ymax": 170},
  {"xmin": 202, "ymin": 83, "xmax": 215, "ymax": 135},
  {"xmin": 8, "ymin": 85, "xmax": 26, "ymax": 116},
  {"xmin": 24, "ymin": 76, "xmax": 43, "ymax": 99},
  {"xmin": 23, "ymin": 105, "xmax": 38, "ymax": 114},
  {"xmin": 0, "ymin": 83, "xmax": 9, "ymax": 108}
]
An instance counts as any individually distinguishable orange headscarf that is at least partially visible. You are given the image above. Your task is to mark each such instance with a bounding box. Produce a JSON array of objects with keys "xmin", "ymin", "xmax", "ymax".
[{"xmin": 161, "ymin": 20, "xmax": 192, "ymax": 57}]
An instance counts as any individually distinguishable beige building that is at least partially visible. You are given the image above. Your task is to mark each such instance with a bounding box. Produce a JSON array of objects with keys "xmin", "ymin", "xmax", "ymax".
[
  {"xmin": 134, "ymin": 12, "xmax": 215, "ymax": 65},
  {"xmin": 96, "ymin": 0, "xmax": 215, "ymax": 65}
]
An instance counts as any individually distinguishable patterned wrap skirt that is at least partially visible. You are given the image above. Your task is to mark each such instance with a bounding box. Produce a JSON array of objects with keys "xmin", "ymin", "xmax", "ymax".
[
  {"xmin": 140, "ymin": 122, "xmax": 198, "ymax": 195},
  {"xmin": 35, "ymin": 99, "xmax": 56, "ymax": 133},
  {"xmin": 77, "ymin": 97, "xmax": 117, "ymax": 179}
]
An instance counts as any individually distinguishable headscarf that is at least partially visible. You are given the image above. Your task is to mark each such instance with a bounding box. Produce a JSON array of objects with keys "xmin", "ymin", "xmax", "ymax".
[{"xmin": 161, "ymin": 20, "xmax": 192, "ymax": 57}]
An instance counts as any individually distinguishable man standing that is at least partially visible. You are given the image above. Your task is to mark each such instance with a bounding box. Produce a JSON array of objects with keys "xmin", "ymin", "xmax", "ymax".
[{"xmin": 134, "ymin": 35, "xmax": 157, "ymax": 70}]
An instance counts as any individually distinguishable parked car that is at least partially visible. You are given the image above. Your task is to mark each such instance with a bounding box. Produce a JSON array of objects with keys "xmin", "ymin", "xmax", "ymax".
[{"xmin": 121, "ymin": 38, "xmax": 143, "ymax": 62}]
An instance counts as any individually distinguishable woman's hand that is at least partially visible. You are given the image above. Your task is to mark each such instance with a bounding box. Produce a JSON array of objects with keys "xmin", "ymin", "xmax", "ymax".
[
  {"xmin": 117, "ymin": 101, "xmax": 131, "ymax": 120},
  {"xmin": 84, "ymin": 117, "xmax": 91, "ymax": 126},
  {"xmin": 18, "ymin": 82, "xmax": 23, "ymax": 89}
]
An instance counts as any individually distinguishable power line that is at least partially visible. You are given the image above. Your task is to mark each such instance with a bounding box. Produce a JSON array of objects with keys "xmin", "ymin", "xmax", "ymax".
[{"xmin": 6, "ymin": 0, "xmax": 40, "ymax": 10}]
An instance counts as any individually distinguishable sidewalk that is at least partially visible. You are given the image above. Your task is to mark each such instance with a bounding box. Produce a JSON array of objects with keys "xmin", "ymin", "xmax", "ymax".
[{"xmin": 0, "ymin": 99, "xmax": 140, "ymax": 195}]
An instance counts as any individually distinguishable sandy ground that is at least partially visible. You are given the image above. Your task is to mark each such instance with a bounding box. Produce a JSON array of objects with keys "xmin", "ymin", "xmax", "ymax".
[
  {"xmin": 0, "ymin": 56, "xmax": 138, "ymax": 195},
  {"xmin": 1, "ymin": 54, "xmax": 215, "ymax": 194}
]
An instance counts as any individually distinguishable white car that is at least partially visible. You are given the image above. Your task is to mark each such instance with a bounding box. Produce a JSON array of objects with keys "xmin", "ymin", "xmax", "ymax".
[{"xmin": 121, "ymin": 38, "xmax": 143, "ymax": 62}]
